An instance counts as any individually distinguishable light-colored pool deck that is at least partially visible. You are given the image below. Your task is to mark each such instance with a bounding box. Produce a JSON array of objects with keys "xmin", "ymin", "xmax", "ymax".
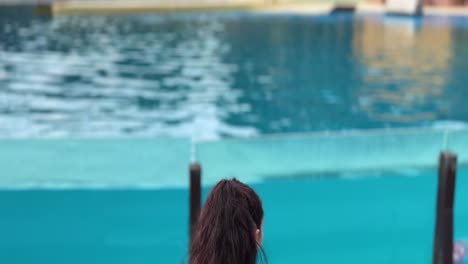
[
  {"xmin": 51, "ymin": 0, "xmax": 270, "ymax": 15},
  {"xmin": 47, "ymin": 0, "xmax": 468, "ymax": 16},
  {"xmin": 49, "ymin": 1, "xmax": 349, "ymax": 15}
]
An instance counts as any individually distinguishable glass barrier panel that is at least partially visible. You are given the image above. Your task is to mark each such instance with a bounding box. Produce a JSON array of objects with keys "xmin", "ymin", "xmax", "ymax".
[
  {"xmin": 196, "ymin": 129, "xmax": 445, "ymax": 185},
  {"xmin": 0, "ymin": 138, "xmax": 190, "ymax": 264},
  {"xmin": 0, "ymin": 138, "xmax": 190, "ymax": 188},
  {"xmin": 446, "ymin": 129, "xmax": 468, "ymax": 260},
  {"xmin": 196, "ymin": 129, "xmax": 444, "ymax": 264},
  {"xmin": 446, "ymin": 129, "xmax": 468, "ymax": 166}
]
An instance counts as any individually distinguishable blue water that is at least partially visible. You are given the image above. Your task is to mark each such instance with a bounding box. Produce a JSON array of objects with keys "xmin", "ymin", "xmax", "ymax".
[
  {"xmin": 2, "ymin": 7, "xmax": 468, "ymax": 264},
  {"xmin": 2, "ymin": 169, "xmax": 468, "ymax": 264},
  {"xmin": 2, "ymin": 10, "xmax": 468, "ymax": 139}
]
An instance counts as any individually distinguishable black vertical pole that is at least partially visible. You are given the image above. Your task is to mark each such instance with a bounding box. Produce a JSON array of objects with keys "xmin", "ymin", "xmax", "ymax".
[
  {"xmin": 433, "ymin": 152, "xmax": 457, "ymax": 264},
  {"xmin": 189, "ymin": 163, "xmax": 201, "ymax": 248}
]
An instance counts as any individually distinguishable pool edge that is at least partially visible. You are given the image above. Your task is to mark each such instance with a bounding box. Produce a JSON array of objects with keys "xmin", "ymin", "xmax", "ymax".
[
  {"xmin": 48, "ymin": 2, "xmax": 336, "ymax": 16},
  {"xmin": 26, "ymin": 1, "xmax": 466, "ymax": 17}
]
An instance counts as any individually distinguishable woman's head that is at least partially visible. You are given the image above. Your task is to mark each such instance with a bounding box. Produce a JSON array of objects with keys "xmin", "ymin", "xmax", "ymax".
[{"xmin": 189, "ymin": 178, "xmax": 265, "ymax": 264}]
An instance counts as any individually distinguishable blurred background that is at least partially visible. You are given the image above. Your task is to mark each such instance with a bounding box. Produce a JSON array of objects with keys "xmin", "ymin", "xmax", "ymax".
[{"xmin": 1, "ymin": 0, "xmax": 468, "ymax": 263}]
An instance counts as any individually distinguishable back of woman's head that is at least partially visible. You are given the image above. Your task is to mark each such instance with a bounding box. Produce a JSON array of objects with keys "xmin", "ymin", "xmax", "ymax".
[{"xmin": 189, "ymin": 178, "xmax": 265, "ymax": 264}]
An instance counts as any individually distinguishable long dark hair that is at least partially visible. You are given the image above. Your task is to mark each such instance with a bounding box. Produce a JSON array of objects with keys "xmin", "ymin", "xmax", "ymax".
[{"xmin": 189, "ymin": 178, "xmax": 266, "ymax": 264}]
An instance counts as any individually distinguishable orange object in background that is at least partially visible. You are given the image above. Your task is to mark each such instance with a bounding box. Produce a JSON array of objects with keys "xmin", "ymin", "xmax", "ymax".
[{"xmin": 425, "ymin": 0, "xmax": 465, "ymax": 5}]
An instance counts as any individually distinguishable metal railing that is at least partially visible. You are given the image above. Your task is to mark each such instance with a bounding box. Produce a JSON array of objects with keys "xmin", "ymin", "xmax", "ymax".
[{"xmin": 433, "ymin": 152, "xmax": 457, "ymax": 264}]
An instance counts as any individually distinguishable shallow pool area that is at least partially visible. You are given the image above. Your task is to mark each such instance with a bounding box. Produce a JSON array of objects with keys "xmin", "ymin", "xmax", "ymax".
[{"xmin": 0, "ymin": 168, "xmax": 467, "ymax": 264}]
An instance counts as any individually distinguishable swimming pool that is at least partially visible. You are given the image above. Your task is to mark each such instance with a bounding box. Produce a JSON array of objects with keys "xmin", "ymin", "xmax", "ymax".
[
  {"xmin": 1, "ymin": 129, "xmax": 467, "ymax": 263},
  {"xmin": 1, "ymin": 165, "xmax": 468, "ymax": 264},
  {"xmin": 2, "ymin": 7, "xmax": 468, "ymax": 264},
  {"xmin": 2, "ymin": 10, "xmax": 468, "ymax": 139}
]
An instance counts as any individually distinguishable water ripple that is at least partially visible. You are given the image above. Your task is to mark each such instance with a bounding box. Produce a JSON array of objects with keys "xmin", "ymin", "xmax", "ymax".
[{"xmin": 2, "ymin": 13, "xmax": 468, "ymax": 138}]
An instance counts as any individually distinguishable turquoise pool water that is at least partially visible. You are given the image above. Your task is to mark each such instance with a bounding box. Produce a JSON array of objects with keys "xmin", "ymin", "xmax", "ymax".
[
  {"xmin": 1, "ymin": 169, "xmax": 468, "ymax": 264},
  {"xmin": 2, "ymin": 7, "xmax": 468, "ymax": 264},
  {"xmin": 2, "ymin": 11, "xmax": 468, "ymax": 139},
  {"xmin": 0, "ymin": 130, "xmax": 467, "ymax": 263}
]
